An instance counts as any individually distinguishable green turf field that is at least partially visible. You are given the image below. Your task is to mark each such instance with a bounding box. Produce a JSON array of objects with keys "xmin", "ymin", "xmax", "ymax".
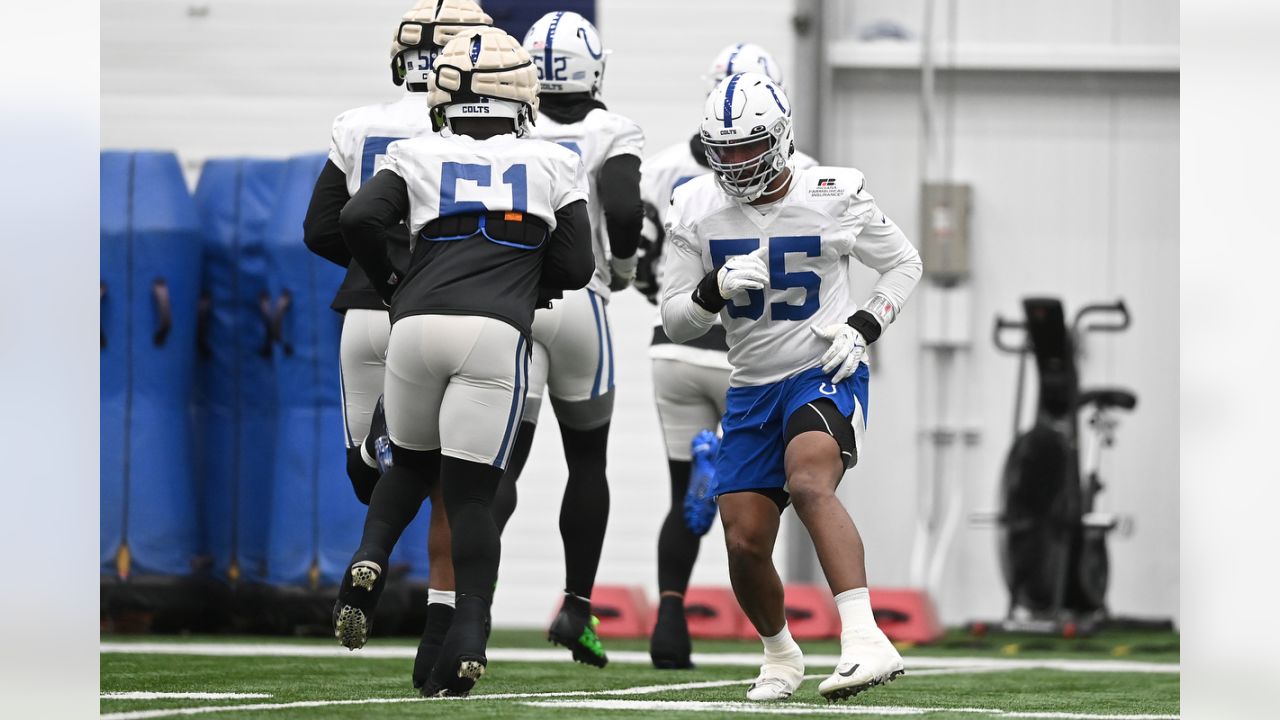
[{"xmin": 100, "ymin": 629, "xmax": 1179, "ymax": 719}]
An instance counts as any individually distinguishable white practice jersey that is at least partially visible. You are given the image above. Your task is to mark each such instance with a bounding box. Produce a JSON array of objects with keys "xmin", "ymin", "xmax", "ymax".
[
  {"xmin": 328, "ymin": 93, "xmax": 437, "ymax": 196},
  {"xmin": 526, "ymin": 108, "xmax": 645, "ymax": 300},
  {"xmin": 659, "ymin": 165, "xmax": 922, "ymax": 387},
  {"xmin": 642, "ymin": 142, "xmax": 818, "ymax": 368},
  {"xmin": 378, "ymin": 132, "xmax": 587, "ymax": 239}
]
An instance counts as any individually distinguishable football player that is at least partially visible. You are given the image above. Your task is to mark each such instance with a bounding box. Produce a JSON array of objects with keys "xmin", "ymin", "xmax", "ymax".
[
  {"xmin": 637, "ymin": 43, "xmax": 819, "ymax": 670},
  {"xmin": 485, "ymin": 10, "xmax": 645, "ymax": 669},
  {"xmin": 328, "ymin": 27, "xmax": 593, "ymax": 696},
  {"xmin": 302, "ymin": 0, "xmax": 491, "ymax": 692},
  {"xmin": 659, "ymin": 73, "xmax": 921, "ymax": 702}
]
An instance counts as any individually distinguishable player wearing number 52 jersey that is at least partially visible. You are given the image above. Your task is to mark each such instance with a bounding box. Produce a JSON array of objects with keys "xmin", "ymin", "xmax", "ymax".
[
  {"xmin": 484, "ymin": 11, "xmax": 645, "ymax": 670},
  {"xmin": 660, "ymin": 73, "xmax": 921, "ymax": 703},
  {"xmin": 333, "ymin": 28, "xmax": 594, "ymax": 699}
]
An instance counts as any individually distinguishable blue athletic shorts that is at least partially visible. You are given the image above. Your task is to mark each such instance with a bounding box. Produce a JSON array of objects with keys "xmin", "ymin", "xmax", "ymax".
[{"xmin": 713, "ymin": 363, "xmax": 869, "ymax": 498}]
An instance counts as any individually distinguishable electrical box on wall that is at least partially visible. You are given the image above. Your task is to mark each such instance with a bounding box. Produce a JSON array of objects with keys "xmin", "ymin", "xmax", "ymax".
[{"xmin": 919, "ymin": 182, "xmax": 972, "ymax": 285}]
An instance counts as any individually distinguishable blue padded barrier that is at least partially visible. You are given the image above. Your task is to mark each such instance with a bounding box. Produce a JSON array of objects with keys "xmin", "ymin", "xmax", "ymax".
[
  {"xmin": 193, "ymin": 158, "xmax": 286, "ymax": 585},
  {"xmin": 100, "ymin": 151, "xmax": 204, "ymax": 579}
]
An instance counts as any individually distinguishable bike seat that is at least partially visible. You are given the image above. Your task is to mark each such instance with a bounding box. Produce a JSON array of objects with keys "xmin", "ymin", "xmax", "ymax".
[{"xmin": 1078, "ymin": 388, "xmax": 1137, "ymax": 411}]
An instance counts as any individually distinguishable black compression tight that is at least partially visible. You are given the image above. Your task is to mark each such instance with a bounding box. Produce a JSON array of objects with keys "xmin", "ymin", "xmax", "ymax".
[
  {"xmin": 657, "ymin": 458, "xmax": 701, "ymax": 595},
  {"xmin": 441, "ymin": 456, "xmax": 504, "ymax": 603},
  {"xmin": 352, "ymin": 447, "xmax": 439, "ymax": 565},
  {"xmin": 558, "ymin": 421, "xmax": 611, "ymax": 599}
]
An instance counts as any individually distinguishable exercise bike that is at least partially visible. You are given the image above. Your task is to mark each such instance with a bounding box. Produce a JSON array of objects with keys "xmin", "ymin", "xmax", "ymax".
[{"xmin": 988, "ymin": 297, "xmax": 1136, "ymax": 635}]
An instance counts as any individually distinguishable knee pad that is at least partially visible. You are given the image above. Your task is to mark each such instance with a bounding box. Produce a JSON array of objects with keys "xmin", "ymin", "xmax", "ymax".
[
  {"xmin": 784, "ymin": 398, "xmax": 858, "ymax": 469},
  {"xmin": 346, "ymin": 447, "xmax": 380, "ymax": 505},
  {"xmin": 551, "ymin": 389, "xmax": 614, "ymax": 431}
]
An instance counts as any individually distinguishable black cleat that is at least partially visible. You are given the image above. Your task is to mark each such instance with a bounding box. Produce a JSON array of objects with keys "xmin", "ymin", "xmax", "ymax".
[
  {"xmin": 332, "ymin": 559, "xmax": 386, "ymax": 650},
  {"xmin": 412, "ymin": 603, "xmax": 455, "ymax": 691},
  {"xmin": 649, "ymin": 595, "xmax": 694, "ymax": 669},
  {"xmin": 421, "ymin": 594, "xmax": 490, "ymax": 698},
  {"xmin": 547, "ymin": 593, "xmax": 608, "ymax": 668}
]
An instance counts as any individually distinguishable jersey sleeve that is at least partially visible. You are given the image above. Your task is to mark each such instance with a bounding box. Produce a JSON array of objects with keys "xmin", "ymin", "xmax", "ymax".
[
  {"xmin": 327, "ymin": 111, "xmax": 354, "ymax": 175},
  {"xmin": 658, "ymin": 187, "xmax": 718, "ymax": 342},
  {"xmin": 603, "ymin": 113, "xmax": 646, "ymax": 160},
  {"xmin": 552, "ymin": 150, "xmax": 591, "ymax": 211},
  {"xmin": 838, "ymin": 172, "xmax": 923, "ymax": 317}
]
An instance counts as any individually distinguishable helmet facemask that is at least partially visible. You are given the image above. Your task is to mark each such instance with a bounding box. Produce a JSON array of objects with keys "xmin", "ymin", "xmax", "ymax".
[{"xmin": 703, "ymin": 117, "xmax": 792, "ymax": 202}]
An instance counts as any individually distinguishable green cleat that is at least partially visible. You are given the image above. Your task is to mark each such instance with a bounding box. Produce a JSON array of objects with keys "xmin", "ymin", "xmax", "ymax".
[{"xmin": 548, "ymin": 596, "xmax": 609, "ymax": 668}]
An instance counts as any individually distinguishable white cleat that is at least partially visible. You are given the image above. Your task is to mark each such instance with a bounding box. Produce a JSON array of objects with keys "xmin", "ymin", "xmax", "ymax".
[
  {"xmin": 745, "ymin": 654, "xmax": 805, "ymax": 702},
  {"xmin": 818, "ymin": 629, "xmax": 905, "ymax": 702}
]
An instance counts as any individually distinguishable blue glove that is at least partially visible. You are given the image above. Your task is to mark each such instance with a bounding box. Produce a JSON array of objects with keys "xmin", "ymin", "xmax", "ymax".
[{"xmin": 683, "ymin": 430, "xmax": 721, "ymax": 536}]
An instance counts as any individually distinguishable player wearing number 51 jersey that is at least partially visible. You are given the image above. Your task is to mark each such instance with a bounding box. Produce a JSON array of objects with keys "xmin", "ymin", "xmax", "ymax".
[
  {"xmin": 660, "ymin": 72, "xmax": 921, "ymax": 703},
  {"xmin": 333, "ymin": 27, "xmax": 594, "ymax": 699}
]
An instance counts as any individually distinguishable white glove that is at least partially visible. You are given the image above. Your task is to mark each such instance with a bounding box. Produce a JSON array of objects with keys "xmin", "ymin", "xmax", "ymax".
[
  {"xmin": 716, "ymin": 246, "xmax": 769, "ymax": 299},
  {"xmin": 811, "ymin": 323, "xmax": 868, "ymax": 384}
]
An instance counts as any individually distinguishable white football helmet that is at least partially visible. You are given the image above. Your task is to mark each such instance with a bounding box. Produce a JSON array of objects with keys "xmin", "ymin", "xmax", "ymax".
[
  {"xmin": 705, "ymin": 43, "xmax": 784, "ymax": 93},
  {"xmin": 522, "ymin": 11, "xmax": 608, "ymax": 96},
  {"xmin": 428, "ymin": 28, "xmax": 540, "ymax": 136},
  {"xmin": 700, "ymin": 72, "xmax": 795, "ymax": 203},
  {"xmin": 390, "ymin": 0, "xmax": 493, "ymax": 91}
]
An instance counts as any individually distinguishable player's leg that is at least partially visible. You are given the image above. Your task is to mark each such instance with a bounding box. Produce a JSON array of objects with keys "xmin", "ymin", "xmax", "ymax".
[
  {"xmin": 412, "ymin": 483, "xmax": 455, "ymax": 690},
  {"xmin": 542, "ymin": 289, "xmax": 615, "ymax": 667},
  {"xmin": 719, "ymin": 489, "xmax": 805, "ymax": 700},
  {"xmin": 338, "ymin": 309, "xmax": 390, "ymax": 503},
  {"xmin": 492, "ymin": 340, "xmax": 546, "ymax": 533},
  {"xmin": 334, "ymin": 315, "xmax": 448, "ymax": 650},
  {"xmin": 650, "ymin": 358, "xmax": 727, "ymax": 669},
  {"xmin": 781, "ymin": 392, "xmax": 903, "ymax": 700},
  {"xmin": 422, "ymin": 316, "xmax": 529, "ymax": 697}
]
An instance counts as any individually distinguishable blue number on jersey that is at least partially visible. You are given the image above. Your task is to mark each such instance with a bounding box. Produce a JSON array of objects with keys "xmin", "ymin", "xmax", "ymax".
[
  {"xmin": 439, "ymin": 162, "xmax": 529, "ymax": 216},
  {"xmin": 709, "ymin": 238, "xmax": 764, "ymax": 320},
  {"xmin": 769, "ymin": 236, "xmax": 821, "ymax": 320},
  {"xmin": 708, "ymin": 236, "xmax": 822, "ymax": 322},
  {"xmin": 361, "ymin": 136, "xmax": 403, "ymax": 184}
]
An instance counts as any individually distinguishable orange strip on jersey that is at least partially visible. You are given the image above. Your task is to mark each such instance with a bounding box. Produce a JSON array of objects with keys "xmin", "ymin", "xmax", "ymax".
[{"xmin": 504, "ymin": 211, "xmax": 524, "ymax": 222}]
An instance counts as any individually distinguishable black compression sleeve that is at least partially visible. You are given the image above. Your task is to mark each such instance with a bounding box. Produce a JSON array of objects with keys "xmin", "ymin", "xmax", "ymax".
[
  {"xmin": 339, "ymin": 169, "xmax": 410, "ymax": 300},
  {"xmin": 598, "ymin": 154, "xmax": 643, "ymax": 260},
  {"xmin": 302, "ymin": 160, "xmax": 353, "ymax": 267},
  {"xmin": 540, "ymin": 200, "xmax": 595, "ymax": 292}
]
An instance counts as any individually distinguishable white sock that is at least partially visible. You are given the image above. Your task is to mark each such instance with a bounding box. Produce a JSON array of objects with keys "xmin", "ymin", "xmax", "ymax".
[
  {"xmin": 428, "ymin": 588, "xmax": 456, "ymax": 608},
  {"xmin": 834, "ymin": 587, "xmax": 878, "ymax": 638},
  {"xmin": 760, "ymin": 624, "xmax": 802, "ymax": 660}
]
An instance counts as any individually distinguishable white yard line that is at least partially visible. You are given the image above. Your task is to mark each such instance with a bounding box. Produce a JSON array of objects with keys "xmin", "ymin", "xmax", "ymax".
[
  {"xmin": 99, "ymin": 642, "xmax": 1179, "ymax": 674},
  {"xmin": 101, "ymin": 693, "xmax": 272, "ymax": 700},
  {"xmin": 519, "ymin": 699, "xmax": 1180, "ymax": 719}
]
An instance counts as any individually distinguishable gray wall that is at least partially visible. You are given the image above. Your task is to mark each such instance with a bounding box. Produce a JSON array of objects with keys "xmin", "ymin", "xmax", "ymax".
[{"xmin": 101, "ymin": 0, "xmax": 1178, "ymax": 627}]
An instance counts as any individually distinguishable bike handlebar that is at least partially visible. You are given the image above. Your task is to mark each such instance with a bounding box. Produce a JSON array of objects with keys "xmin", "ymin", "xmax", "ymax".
[
  {"xmin": 992, "ymin": 316, "xmax": 1027, "ymax": 354},
  {"xmin": 1073, "ymin": 299, "xmax": 1130, "ymax": 334}
]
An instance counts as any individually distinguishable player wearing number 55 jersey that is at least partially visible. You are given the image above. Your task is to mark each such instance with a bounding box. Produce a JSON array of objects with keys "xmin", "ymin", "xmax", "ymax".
[
  {"xmin": 660, "ymin": 72, "xmax": 922, "ymax": 703},
  {"xmin": 333, "ymin": 28, "xmax": 594, "ymax": 698}
]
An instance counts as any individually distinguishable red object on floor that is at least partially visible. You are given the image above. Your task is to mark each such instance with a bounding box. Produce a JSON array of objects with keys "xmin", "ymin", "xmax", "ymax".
[
  {"xmin": 682, "ymin": 586, "xmax": 749, "ymax": 639},
  {"xmin": 785, "ymin": 584, "xmax": 841, "ymax": 640},
  {"xmin": 869, "ymin": 587, "xmax": 944, "ymax": 644},
  {"xmin": 576, "ymin": 586, "xmax": 651, "ymax": 639}
]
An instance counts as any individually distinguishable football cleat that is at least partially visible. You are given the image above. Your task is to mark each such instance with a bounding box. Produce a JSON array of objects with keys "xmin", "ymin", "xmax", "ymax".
[
  {"xmin": 421, "ymin": 594, "xmax": 491, "ymax": 698},
  {"xmin": 412, "ymin": 602, "xmax": 456, "ymax": 691},
  {"xmin": 649, "ymin": 595, "xmax": 694, "ymax": 669},
  {"xmin": 683, "ymin": 430, "xmax": 720, "ymax": 536},
  {"xmin": 332, "ymin": 559, "xmax": 386, "ymax": 650},
  {"xmin": 548, "ymin": 595, "xmax": 608, "ymax": 668},
  {"xmin": 817, "ymin": 628, "xmax": 906, "ymax": 702},
  {"xmin": 745, "ymin": 653, "xmax": 805, "ymax": 701}
]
